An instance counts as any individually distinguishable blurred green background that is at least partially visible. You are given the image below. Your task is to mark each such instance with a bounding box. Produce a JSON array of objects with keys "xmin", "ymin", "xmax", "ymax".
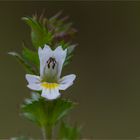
[{"xmin": 1, "ymin": 1, "xmax": 140, "ymax": 139}]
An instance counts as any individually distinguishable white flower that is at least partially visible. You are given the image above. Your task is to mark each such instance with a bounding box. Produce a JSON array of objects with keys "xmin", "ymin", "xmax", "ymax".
[{"xmin": 25, "ymin": 45, "xmax": 76, "ymax": 100}]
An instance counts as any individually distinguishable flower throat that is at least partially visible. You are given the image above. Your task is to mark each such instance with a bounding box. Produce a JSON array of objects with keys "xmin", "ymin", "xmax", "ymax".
[{"xmin": 47, "ymin": 57, "xmax": 56, "ymax": 69}]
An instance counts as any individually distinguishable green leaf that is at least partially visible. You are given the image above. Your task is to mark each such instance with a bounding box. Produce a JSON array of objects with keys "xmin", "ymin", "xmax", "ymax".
[
  {"xmin": 22, "ymin": 17, "xmax": 53, "ymax": 49},
  {"xmin": 47, "ymin": 98, "xmax": 76, "ymax": 125},
  {"xmin": 64, "ymin": 44, "xmax": 77, "ymax": 66},
  {"xmin": 67, "ymin": 44, "xmax": 77, "ymax": 54},
  {"xmin": 58, "ymin": 121, "xmax": 81, "ymax": 140},
  {"xmin": 8, "ymin": 52, "xmax": 36, "ymax": 74},
  {"xmin": 21, "ymin": 94, "xmax": 76, "ymax": 127},
  {"xmin": 22, "ymin": 47, "xmax": 39, "ymax": 69},
  {"xmin": 21, "ymin": 95, "xmax": 47, "ymax": 126}
]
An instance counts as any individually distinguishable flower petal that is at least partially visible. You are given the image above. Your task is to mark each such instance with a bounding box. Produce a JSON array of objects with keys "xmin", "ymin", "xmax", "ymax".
[
  {"xmin": 53, "ymin": 46, "xmax": 67, "ymax": 78},
  {"xmin": 25, "ymin": 74, "xmax": 41, "ymax": 84},
  {"xmin": 38, "ymin": 45, "xmax": 53, "ymax": 77},
  {"xmin": 27, "ymin": 83, "xmax": 42, "ymax": 91},
  {"xmin": 58, "ymin": 74, "xmax": 76, "ymax": 90},
  {"xmin": 41, "ymin": 88, "xmax": 60, "ymax": 100},
  {"xmin": 38, "ymin": 45, "xmax": 67, "ymax": 81},
  {"xmin": 25, "ymin": 74, "xmax": 42, "ymax": 91}
]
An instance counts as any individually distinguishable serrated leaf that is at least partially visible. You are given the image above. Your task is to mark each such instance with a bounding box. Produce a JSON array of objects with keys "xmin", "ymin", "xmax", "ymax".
[
  {"xmin": 22, "ymin": 47, "xmax": 39, "ymax": 69},
  {"xmin": 58, "ymin": 121, "xmax": 81, "ymax": 140},
  {"xmin": 21, "ymin": 97, "xmax": 47, "ymax": 126},
  {"xmin": 21, "ymin": 96, "xmax": 76, "ymax": 127},
  {"xmin": 48, "ymin": 99, "xmax": 76, "ymax": 125},
  {"xmin": 8, "ymin": 52, "xmax": 36, "ymax": 74},
  {"xmin": 22, "ymin": 17, "xmax": 53, "ymax": 49},
  {"xmin": 63, "ymin": 44, "xmax": 77, "ymax": 66},
  {"xmin": 67, "ymin": 44, "xmax": 76, "ymax": 54}
]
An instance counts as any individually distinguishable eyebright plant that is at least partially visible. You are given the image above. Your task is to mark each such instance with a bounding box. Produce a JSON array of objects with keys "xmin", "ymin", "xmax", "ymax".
[
  {"xmin": 9, "ymin": 12, "xmax": 81, "ymax": 140},
  {"xmin": 26, "ymin": 45, "xmax": 76, "ymax": 100}
]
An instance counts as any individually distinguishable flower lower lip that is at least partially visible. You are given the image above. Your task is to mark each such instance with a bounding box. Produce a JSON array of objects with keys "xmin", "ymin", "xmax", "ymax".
[{"xmin": 41, "ymin": 82, "xmax": 59, "ymax": 89}]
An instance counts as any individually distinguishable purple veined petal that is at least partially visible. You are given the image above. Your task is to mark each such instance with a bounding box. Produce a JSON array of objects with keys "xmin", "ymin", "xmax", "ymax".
[
  {"xmin": 53, "ymin": 46, "xmax": 67, "ymax": 79},
  {"xmin": 38, "ymin": 45, "xmax": 53, "ymax": 78}
]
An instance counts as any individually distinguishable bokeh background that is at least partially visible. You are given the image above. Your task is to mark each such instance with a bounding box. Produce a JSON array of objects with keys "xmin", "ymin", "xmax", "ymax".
[{"xmin": 1, "ymin": 1, "xmax": 140, "ymax": 139}]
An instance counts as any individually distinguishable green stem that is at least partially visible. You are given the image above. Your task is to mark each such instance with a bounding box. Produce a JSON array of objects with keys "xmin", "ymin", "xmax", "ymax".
[
  {"xmin": 47, "ymin": 125, "xmax": 53, "ymax": 140},
  {"xmin": 41, "ymin": 127, "xmax": 47, "ymax": 140}
]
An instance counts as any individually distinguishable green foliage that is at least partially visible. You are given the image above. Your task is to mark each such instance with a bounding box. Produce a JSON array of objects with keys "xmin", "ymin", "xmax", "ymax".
[
  {"xmin": 22, "ymin": 17, "xmax": 53, "ymax": 49},
  {"xmin": 8, "ymin": 52, "xmax": 37, "ymax": 74},
  {"xmin": 22, "ymin": 12, "xmax": 77, "ymax": 49},
  {"xmin": 9, "ymin": 11, "xmax": 79, "ymax": 139},
  {"xmin": 22, "ymin": 47, "xmax": 39, "ymax": 67},
  {"xmin": 21, "ymin": 93, "xmax": 76, "ymax": 127},
  {"xmin": 9, "ymin": 43, "xmax": 40, "ymax": 74},
  {"xmin": 64, "ymin": 44, "xmax": 77, "ymax": 66},
  {"xmin": 9, "ymin": 12, "xmax": 77, "ymax": 74},
  {"xmin": 21, "ymin": 93, "xmax": 47, "ymax": 126},
  {"xmin": 58, "ymin": 121, "xmax": 81, "ymax": 140}
]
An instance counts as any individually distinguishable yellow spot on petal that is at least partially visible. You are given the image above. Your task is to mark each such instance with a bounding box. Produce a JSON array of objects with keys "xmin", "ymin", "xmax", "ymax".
[{"xmin": 41, "ymin": 82, "xmax": 59, "ymax": 89}]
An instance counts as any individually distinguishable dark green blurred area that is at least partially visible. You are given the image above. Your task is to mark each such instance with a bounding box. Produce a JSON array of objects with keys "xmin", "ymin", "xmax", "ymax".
[{"xmin": 1, "ymin": 1, "xmax": 140, "ymax": 139}]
